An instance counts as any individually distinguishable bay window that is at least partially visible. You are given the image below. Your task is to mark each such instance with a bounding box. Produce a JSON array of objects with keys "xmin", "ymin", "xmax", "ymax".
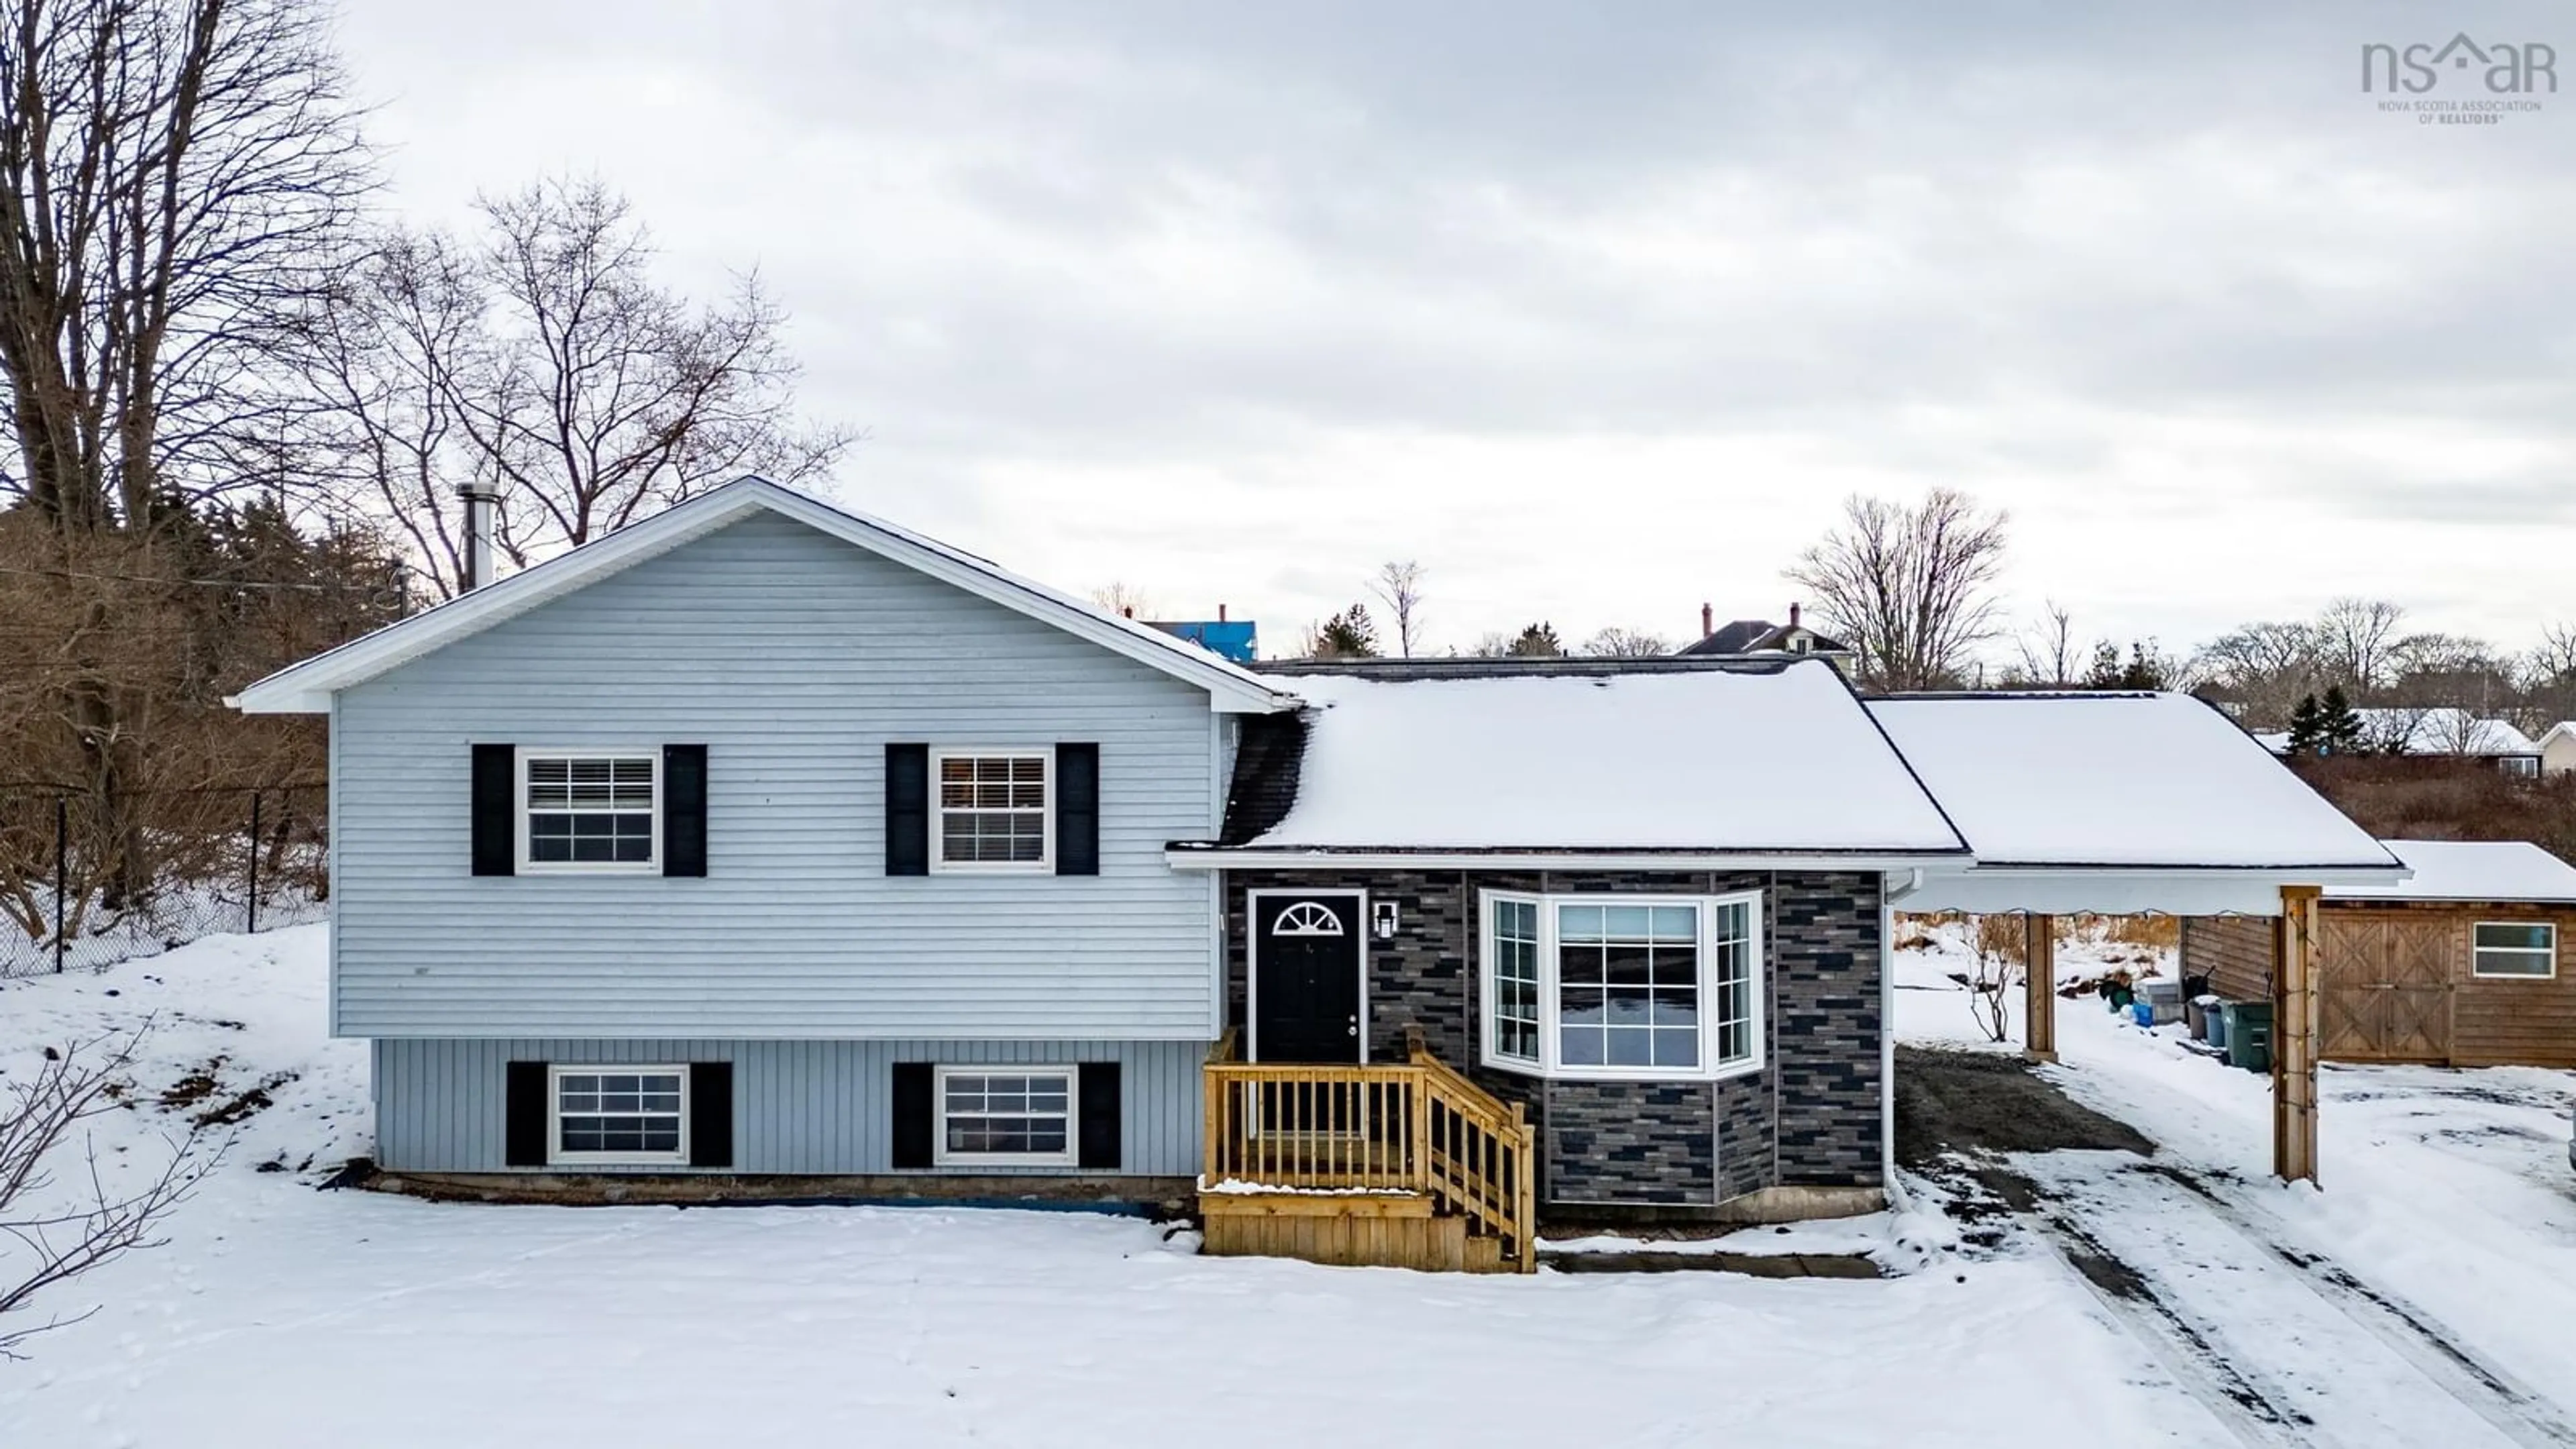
[{"xmin": 1480, "ymin": 891, "xmax": 1761, "ymax": 1080}]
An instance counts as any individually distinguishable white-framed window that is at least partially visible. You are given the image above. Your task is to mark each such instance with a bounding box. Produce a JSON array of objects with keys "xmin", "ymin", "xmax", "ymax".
[
  {"xmin": 930, "ymin": 748, "xmax": 1053, "ymax": 873},
  {"xmin": 519, "ymin": 749, "xmax": 659, "ymax": 873},
  {"xmin": 933, "ymin": 1066, "xmax": 1076, "ymax": 1166},
  {"xmin": 2473, "ymin": 920, "xmax": 2557, "ymax": 979},
  {"xmin": 2500, "ymin": 756, "xmax": 2541, "ymax": 779},
  {"xmin": 1479, "ymin": 891, "xmax": 1762, "ymax": 1081},
  {"xmin": 548, "ymin": 1065, "xmax": 688, "ymax": 1165}
]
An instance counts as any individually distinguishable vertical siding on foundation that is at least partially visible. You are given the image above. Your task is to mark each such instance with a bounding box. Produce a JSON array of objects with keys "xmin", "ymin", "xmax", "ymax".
[{"xmin": 372, "ymin": 1038, "xmax": 1203, "ymax": 1176}]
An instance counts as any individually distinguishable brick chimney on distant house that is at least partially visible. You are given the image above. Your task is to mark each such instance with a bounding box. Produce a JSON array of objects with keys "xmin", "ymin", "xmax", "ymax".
[
  {"xmin": 1788, "ymin": 602, "xmax": 1801, "ymax": 630},
  {"xmin": 1700, "ymin": 602, "xmax": 1713, "ymax": 639}
]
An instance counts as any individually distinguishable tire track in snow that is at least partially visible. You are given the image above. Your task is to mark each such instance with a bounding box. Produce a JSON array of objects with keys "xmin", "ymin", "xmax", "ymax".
[
  {"xmin": 2012, "ymin": 1158, "xmax": 2538, "ymax": 1449},
  {"xmin": 2137, "ymin": 1161, "xmax": 2576, "ymax": 1449}
]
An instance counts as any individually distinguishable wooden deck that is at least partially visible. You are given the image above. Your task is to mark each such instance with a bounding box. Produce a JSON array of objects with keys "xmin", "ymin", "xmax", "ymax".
[{"xmin": 1198, "ymin": 1031, "xmax": 1536, "ymax": 1273}]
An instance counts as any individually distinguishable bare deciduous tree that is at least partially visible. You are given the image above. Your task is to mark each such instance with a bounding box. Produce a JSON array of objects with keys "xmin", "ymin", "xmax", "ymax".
[
  {"xmin": 1, "ymin": 1032, "xmax": 217, "ymax": 1357},
  {"xmin": 1580, "ymin": 626, "xmax": 1671, "ymax": 657},
  {"xmin": 312, "ymin": 178, "xmax": 853, "ymax": 599},
  {"xmin": 1785, "ymin": 489, "xmax": 2008, "ymax": 692},
  {"xmin": 2316, "ymin": 598, "xmax": 2407, "ymax": 692},
  {"xmin": 1368, "ymin": 560, "xmax": 1427, "ymax": 659},
  {"xmin": 1089, "ymin": 582, "xmax": 1155, "ymax": 619},
  {"xmin": 2012, "ymin": 600, "xmax": 2080, "ymax": 686},
  {"xmin": 0, "ymin": 0, "xmax": 371, "ymax": 529}
]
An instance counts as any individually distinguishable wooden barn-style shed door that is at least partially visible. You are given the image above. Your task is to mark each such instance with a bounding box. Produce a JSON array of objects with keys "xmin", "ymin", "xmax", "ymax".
[{"xmin": 2318, "ymin": 913, "xmax": 2454, "ymax": 1063}]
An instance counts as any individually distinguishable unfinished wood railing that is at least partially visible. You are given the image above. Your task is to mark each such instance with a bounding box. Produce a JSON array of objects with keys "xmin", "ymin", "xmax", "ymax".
[{"xmin": 1201, "ymin": 1031, "xmax": 1537, "ymax": 1271}]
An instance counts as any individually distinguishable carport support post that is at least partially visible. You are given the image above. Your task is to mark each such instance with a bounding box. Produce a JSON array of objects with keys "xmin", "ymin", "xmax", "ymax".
[
  {"xmin": 2023, "ymin": 913, "xmax": 2057, "ymax": 1063},
  {"xmin": 2273, "ymin": 885, "xmax": 2322, "ymax": 1185}
]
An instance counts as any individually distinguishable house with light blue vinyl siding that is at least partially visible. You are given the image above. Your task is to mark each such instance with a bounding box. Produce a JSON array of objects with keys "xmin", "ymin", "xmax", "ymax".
[
  {"xmin": 232, "ymin": 476, "xmax": 2402, "ymax": 1244},
  {"xmin": 237, "ymin": 478, "xmax": 1295, "ymax": 1192}
]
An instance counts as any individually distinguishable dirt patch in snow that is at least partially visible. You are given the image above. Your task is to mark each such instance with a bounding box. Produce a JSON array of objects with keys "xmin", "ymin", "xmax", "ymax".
[{"xmin": 1895, "ymin": 1046, "xmax": 2155, "ymax": 1167}]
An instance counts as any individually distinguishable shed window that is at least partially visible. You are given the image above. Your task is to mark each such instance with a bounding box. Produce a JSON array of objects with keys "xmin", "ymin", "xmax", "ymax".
[
  {"xmin": 935, "ymin": 1068, "xmax": 1075, "ymax": 1165},
  {"xmin": 932, "ymin": 749, "xmax": 1052, "ymax": 871},
  {"xmin": 1479, "ymin": 891, "xmax": 1762, "ymax": 1081},
  {"xmin": 549, "ymin": 1067, "xmax": 687, "ymax": 1165},
  {"xmin": 521, "ymin": 751, "xmax": 657, "ymax": 871},
  {"xmin": 2472, "ymin": 921, "xmax": 2556, "ymax": 978}
]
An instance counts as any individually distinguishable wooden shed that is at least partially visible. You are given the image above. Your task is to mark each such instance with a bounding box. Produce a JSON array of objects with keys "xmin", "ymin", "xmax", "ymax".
[{"xmin": 2182, "ymin": 839, "xmax": 2576, "ymax": 1068}]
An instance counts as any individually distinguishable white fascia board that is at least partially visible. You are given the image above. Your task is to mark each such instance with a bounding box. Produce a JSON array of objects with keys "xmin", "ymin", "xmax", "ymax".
[
  {"xmin": 1902, "ymin": 863, "xmax": 2410, "ymax": 917},
  {"xmin": 230, "ymin": 478, "xmax": 1301, "ymax": 716},
  {"xmin": 1167, "ymin": 849, "xmax": 1977, "ymax": 872}
]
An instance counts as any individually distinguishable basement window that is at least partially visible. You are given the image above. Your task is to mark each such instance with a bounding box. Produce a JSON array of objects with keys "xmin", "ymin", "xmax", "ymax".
[
  {"xmin": 934, "ymin": 1067, "xmax": 1075, "ymax": 1165},
  {"xmin": 1479, "ymin": 891, "xmax": 1762, "ymax": 1081},
  {"xmin": 519, "ymin": 751, "xmax": 658, "ymax": 872},
  {"xmin": 549, "ymin": 1067, "xmax": 688, "ymax": 1165},
  {"xmin": 2472, "ymin": 921, "xmax": 2556, "ymax": 979}
]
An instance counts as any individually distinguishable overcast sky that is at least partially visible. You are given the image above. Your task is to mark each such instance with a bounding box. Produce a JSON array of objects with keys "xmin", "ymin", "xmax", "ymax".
[{"xmin": 336, "ymin": 1, "xmax": 2572, "ymax": 662}]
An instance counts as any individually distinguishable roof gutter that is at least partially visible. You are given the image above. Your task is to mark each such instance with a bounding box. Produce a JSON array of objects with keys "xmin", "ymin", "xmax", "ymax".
[{"xmin": 1165, "ymin": 848, "xmax": 1978, "ymax": 873}]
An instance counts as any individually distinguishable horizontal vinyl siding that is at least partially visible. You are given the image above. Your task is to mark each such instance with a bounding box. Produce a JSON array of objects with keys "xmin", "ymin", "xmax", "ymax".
[
  {"xmin": 372, "ymin": 1038, "xmax": 1203, "ymax": 1175},
  {"xmin": 333, "ymin": 511, "xmax": 1219, "ymax": 1039}
]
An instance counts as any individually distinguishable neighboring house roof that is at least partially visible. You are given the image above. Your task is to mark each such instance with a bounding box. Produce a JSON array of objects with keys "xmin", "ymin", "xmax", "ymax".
[
  {"xmin": 1674, "ymin": 619, "xmax": 1854, "ymax": 657},
  {"xmin": 2537, "ymin": 721, "xmax": 2576, "ymax": 750},
  {"xmin": 1199, "ymin": 659, "xmax": 1970, "ymax": 862},
  {"xmin": 229, "ymin": 477, "xmax": 1299, "ymax": 715},
  {"xmin": 1678, "ymin": 620, "xmax": 1774, "ymax": 655},
  {"xmin": 2326, "ymin": 839, "xmax": 2576, "ymax": 904},
  {"xmin": 2253, "ymin": 708, "xmax": 2538, "ymax": 758},
  {"xmin": 1868, "ymin": 693, "xmax": 2401, "ymax": 873}
]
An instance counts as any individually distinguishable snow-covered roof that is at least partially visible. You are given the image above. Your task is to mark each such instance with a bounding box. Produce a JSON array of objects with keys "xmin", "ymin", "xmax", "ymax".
[
  {"xmin": 2326, "ymin": 839, "xmax": 2576, "ymax": 903},
  {"xmin": 1224, "ymin": 661, "xmax": 1969, "ymax": 860},
  {"xmin": 1868, "ymin": 694, "xmax": 2400, "ymax": 873},
  {"xmin": 2259, "ymin": 708, "xmax": 2536, "ymax": 758},
  {"xmin": 230, "ymin": 478, "xmax": 1297, "ymax": 715}
]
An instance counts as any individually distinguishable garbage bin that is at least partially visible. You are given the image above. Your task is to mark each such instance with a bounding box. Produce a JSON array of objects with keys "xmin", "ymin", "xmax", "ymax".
[
  {"xmin": 2222, "ymin": 1000, "xmax": 2272, "ymax": 1073},
  {"xmin": 2186, "ymin": 994, "xmax": 2217, "ymax": 1041},
  {"xmin": 2206, "ymin": 1003, "xmax": 2230, "ymax": 1052}
]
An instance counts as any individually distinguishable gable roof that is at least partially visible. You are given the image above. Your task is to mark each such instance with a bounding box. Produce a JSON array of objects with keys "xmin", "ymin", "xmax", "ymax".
[
  {"xmin": 1868, "ymin": 693, "xmax": 2400, "ymax": 872},
  {"xmin": 1190, "ymin": 658, "xmax": 1970, "ymax": 863},
  {"xmin": 1678, "ymin": 619, "xmax": 1774, "ymax": 655},
  {"xmin": 1676, "ymin": 619, "xmax": 1853, "ymax": 658},
  {"xmin": 2536, "ymin": 721, "xmax": 2576, "ymax": 749},
  {"xmin": 2327, "ymin": 839, "xmax": 2576, "ymax": 904},
  {"xmin": 230, "ymin": 477, "xmax": 1298, "ymax": 714}
]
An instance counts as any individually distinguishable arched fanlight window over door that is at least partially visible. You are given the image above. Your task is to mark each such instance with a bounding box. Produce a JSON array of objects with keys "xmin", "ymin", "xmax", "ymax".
[{"xmin": 1273, "ymin": 901, "xmax": 1346, "ymax": 936}]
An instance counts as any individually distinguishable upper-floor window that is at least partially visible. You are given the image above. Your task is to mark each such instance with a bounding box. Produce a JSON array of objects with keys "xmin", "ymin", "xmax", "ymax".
[
  {"xmin": 520, "ymin": 750, "xmax": 658, "ymax": 873},
  {"xmin": 931, "ymin": 748, "xmax": 1053, "ymax": 872},
  {"xmin": 1479, "ymin": 890, "xmax": 1762, "ymax": 1081}
]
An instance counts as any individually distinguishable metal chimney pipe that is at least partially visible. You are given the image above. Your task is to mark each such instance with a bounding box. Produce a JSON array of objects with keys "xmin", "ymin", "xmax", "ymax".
[{"xmin": 455, "ymin": 485, "xmax": 498, "ymax": 592}]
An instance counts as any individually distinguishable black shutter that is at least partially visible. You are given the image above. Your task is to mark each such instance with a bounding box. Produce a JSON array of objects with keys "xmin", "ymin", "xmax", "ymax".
[
  {"xmin": 891, "ymin": 1061, "xmax": 934, "ymax": 1168},
  {"xmin": 689, "ymin": 1061, "xmax": 733, "ymax": 1168},
  {"xmin": 504, "ymin": 1060, "xmax": 548, "ymax": 1167},
  {"xmin": 1077, "ymin": 1061, "xmax": 1121, "ymax": 1171},
  {"xmin": 472, "ymin": 744, "xmax": 516, "ymax": 877},
  {"xmin": 1055, "ymin": 743, "xmax": 1099, "ymax": 876},
  {"xmin": 885, "ymin": 743, "xmax": 929, "ymax": 876},
  {"xmin": 663, "ymin": 744, "xmax": 708, "ymax": 877}
]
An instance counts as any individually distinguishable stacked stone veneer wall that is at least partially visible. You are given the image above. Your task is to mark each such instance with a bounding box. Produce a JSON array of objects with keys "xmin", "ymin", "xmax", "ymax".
[{"xmin": 1222, "ymin": 869, "xmax": 1883, "ymax": 1213}]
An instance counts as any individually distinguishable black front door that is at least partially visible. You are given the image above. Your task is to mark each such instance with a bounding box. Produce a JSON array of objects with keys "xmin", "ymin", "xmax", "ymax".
[{"xmin": 1252, "ymin": 894, "xmax": 1364, "ymax": 1063}]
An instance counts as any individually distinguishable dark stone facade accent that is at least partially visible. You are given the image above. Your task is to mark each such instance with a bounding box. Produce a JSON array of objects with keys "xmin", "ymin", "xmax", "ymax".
[
  {"xmin": 1222, "ymin": 868, "xmax": 1884, "ymax": 1216},
  {"xmin": 1770, "ymin": 873, "xmax": 1885, "ymax": 1187}
]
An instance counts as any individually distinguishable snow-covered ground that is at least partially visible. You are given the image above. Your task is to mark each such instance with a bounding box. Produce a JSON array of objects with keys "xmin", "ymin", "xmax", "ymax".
[
  {"xmin": 1898, "ymin": 918, "xmax": 2576, "ymax": 1446},
  {"xmin": 0, "ymin": 922, "xmax": 2569, "ymax": 1446}
]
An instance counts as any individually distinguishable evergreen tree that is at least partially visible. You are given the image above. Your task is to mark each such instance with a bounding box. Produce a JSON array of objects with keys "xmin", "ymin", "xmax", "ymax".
[
  {"xmin": 2318, "ymin": 684, "xmax": 2364, "ymax": 755},
  {"xmin": 1309, "ymin": 604, "xmax": 1379, "ymax": 659},
  {"xmin": 1507, "ymin": 622, "xmax": 1563, "ymax": 657},
  {"xmin": 2286, "ymin": 693, "xmax": 2324, "ymax": 755}
]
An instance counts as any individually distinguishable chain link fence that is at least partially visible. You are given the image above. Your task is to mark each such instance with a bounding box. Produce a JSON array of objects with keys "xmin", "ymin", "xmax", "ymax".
[{"xmin": 0, "ymin": 783, "xmax": 328, "ymax": 978}]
